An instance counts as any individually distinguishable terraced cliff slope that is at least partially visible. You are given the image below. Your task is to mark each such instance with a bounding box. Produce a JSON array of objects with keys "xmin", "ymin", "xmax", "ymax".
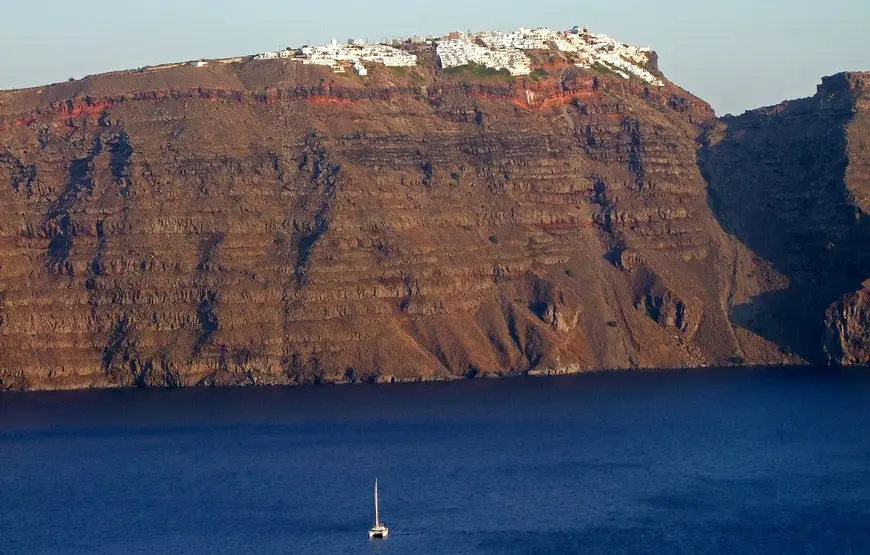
[{"xmin": 0, "ymin": 57, "xmax": 865, "ymax": 390}]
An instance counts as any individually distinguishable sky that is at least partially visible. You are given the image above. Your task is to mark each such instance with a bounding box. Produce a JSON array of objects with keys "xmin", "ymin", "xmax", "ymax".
[{"xmin": 1, "ymin": 0, "xmax": 867, "ymax": 115}]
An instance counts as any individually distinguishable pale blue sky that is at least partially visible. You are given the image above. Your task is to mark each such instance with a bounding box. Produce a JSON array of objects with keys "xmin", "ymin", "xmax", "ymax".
[{"xmin": 1, "ymin": 0, "xmax": 867, "ymax": 115}]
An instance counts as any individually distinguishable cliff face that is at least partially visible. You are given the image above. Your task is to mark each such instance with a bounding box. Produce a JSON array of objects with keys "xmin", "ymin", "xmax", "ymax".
[
  {"xmin": 700, "ymin": 72, "xmax": 870, "ymax": 364},
  {"xmin": 821, "ymin": 74, "xmax": 870, "ymax": 364},
  {"xmin": 0, "ymin": 59, "xmax": 866, "ymax": 391}
]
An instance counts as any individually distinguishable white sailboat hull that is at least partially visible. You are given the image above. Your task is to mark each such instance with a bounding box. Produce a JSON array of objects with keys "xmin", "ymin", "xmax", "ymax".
[
  {"xmin": 369, "ymin": 479, "xmax": 388, "ymax": 539},
  {"xmin": 369, "ymin": 525, "xmax": 389, "ymax": 539}
]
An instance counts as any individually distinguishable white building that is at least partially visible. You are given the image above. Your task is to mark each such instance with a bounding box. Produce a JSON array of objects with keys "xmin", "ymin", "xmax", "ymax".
[
  {"xmin": 251, "ymin": 24, "xmax": 663, "ymax": 86},
  {"xmin": 435, "ymin": 26, "xmax": 663, "ymax": 87},
  {"xmin": 437, "ymin": 38, "xmax": 531, "ymax": 76},
  {"xmin": 255, "ymin": 37, "xmax": 417, "ymax": 74}
]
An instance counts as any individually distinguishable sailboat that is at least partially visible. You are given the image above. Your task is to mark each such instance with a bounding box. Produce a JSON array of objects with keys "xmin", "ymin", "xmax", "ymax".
[{"xmin": 368, "ymin": 478, "xmax": 389, "ymax": 539}]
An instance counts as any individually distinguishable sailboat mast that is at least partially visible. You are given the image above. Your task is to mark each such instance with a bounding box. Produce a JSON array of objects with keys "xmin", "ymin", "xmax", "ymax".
[{"xmin": 374, "ymin": 479, "xmax": 380, "ymax": 526}]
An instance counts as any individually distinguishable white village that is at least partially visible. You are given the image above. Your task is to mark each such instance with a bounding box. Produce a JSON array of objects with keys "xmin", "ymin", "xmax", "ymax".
[{"xmin": 252, "ymin": 25, "xmax": 664, "ymax": 86}]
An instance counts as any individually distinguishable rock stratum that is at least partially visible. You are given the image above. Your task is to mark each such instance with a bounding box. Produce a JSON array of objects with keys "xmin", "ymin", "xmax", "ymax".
[{"xmin": 0, "ymin": 55, "xmax": 867, "ymax": 391}]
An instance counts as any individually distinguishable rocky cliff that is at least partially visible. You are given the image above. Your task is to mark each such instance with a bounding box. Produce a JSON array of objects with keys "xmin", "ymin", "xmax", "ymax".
[
  {"xmin": 0, "ymin": 57, "xmax": 866, "ymax": 391},
  {"xmin": 700, "ymin": 72, "xmax": 870, "ymax": 365}
]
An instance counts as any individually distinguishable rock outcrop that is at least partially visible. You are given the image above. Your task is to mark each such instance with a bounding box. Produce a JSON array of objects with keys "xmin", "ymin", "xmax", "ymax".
[
  {"xmin": 0, "ymin": 57, "xmax": 867, "ymax": 391},
  {"xmin": 825, "ymin": 281, "xmax": 870, "ymax": 365}
]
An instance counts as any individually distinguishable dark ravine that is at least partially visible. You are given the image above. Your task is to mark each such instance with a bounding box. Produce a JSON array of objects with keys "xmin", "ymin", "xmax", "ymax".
[{"xmin": 0, "ymin": 56, "xmax": 867, "ymax": 391}]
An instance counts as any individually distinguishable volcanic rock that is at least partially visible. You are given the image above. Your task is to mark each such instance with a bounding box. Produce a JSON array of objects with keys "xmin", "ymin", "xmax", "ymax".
[{"xmin": 0, "ymin": 55, "xmax": 867, "ymax": 390}]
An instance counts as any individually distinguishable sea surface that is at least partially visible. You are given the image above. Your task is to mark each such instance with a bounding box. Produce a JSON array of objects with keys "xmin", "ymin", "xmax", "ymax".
[{"xmin": 1, "ymin": 367, "xmax": 869, "ymax": 555}]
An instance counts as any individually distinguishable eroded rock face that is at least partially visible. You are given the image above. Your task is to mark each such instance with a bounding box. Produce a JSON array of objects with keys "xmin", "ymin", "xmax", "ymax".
[
  {"xmin": 522, "ymin": 274, "xmax": 581, "ymax": 333},
  {"xmin": 0, "ymin": 60, "xmax": 865, "ymax": 390},
  {"xmin": 823, "ymin": 75, "xmax": 870, "ymax": 365},
  {"xmin": 632, "ymin": 268, "xmax": 699, "ymax": 337},
  {"xmin": 613, "ymin": 249, "xmax": 646, "ymax": 272},
  {"xmin": 825, "ymin": 283, "xmax": 870, "ymax": 365}
]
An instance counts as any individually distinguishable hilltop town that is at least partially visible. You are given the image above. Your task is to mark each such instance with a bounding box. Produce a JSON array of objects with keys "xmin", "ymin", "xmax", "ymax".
[{"xmin": 253, "ymin": 25, "xmax": 664, "ymax": 86}]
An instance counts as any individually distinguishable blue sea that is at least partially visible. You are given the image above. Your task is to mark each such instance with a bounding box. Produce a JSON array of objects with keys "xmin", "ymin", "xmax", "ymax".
[{"xmin": 1, "ymin": 368, "xmax": 869, "ymax": 554}]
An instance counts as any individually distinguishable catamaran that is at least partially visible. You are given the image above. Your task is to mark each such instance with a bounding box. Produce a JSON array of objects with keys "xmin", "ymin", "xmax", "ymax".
[{"xmin": 369, "ymin": 479, "xmax": 389, "ymax": 539}]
